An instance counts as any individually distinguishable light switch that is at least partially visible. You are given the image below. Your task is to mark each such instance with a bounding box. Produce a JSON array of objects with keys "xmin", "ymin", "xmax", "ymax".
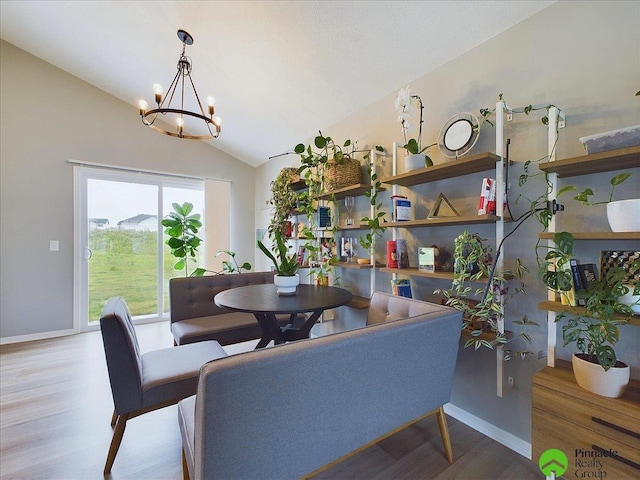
[{"xmin": 50, "ymin": 240, "xmax": 59, "ymax": 251}]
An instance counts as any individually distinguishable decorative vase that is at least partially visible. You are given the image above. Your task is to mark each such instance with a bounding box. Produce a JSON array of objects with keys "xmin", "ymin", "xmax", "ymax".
[
  {"xmin": 404, "ymin": 154, "xmax": 427, "ymax": 172},
  {"xmin": 572, "ymin": 353, "xmax": 630, "ymax": 398},
  {"xmin": 619, "ymin": 284, "xmax": 640, "ymax": 314},
  {"xmin": 274, "ymin": 274, "xmax": 299, "ymax": 296},
  {"xmin": 606, "ymin": 198, "xmax": 640, "ymax": 232}
]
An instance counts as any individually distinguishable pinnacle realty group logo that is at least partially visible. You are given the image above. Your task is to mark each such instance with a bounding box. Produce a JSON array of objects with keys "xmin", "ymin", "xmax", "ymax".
[{"xmin": 539, "ymin": 447, "xmax": 617, "ymax": 478}]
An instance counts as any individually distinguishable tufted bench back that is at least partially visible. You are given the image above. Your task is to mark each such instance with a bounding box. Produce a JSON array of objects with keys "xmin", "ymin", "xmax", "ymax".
[{"xmin": 169, "ymin": 271, "xmax": 276, "ymax": 324}]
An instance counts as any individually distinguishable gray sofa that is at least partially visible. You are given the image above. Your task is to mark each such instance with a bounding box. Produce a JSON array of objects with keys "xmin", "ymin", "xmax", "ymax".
[
  {"xmin": 169, "ymin": 271, "xmax": 295, "ymax": 346},
  {"xmin": 178, "ymin": 292, "xmax": 462, "ymax": 480}
]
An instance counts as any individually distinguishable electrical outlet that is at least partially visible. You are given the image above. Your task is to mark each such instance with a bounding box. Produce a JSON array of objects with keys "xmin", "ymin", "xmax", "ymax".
[{"xmin": 507, "ymin": 376, "xmax": 514, "ymax": 386}]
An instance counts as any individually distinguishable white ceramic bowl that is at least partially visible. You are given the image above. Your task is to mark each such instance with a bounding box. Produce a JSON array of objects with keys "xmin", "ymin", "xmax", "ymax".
[{"xmin": 606, "ymin": 198, "xmax": 640, "ymax": 232}]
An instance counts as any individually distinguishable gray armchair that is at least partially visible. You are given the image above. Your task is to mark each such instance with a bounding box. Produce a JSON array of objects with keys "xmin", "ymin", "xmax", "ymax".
[{"xmin": 99, "ymin": 297, "xmax": 228, "ymax": 474}]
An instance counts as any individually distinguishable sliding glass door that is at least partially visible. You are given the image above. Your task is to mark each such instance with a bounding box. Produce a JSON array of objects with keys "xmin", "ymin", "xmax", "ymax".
[{"xmin": 74, "ymin": 167, "xmax": 204, "ymax": 331}]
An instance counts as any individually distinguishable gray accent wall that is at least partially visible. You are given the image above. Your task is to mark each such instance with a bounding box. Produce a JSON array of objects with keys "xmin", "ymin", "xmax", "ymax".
[
  {"xmin": 0, "ymin": 40, "xmax": 256, "ymax": 339},
  {"xmin": 255, "ymin": 1, "xmax": 640, "ymax": 447}
]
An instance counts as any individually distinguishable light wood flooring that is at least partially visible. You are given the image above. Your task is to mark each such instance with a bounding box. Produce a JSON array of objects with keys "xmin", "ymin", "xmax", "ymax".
[{"xmin": 0, "ymin": 321, "xmax": 540, "ymax": 480}]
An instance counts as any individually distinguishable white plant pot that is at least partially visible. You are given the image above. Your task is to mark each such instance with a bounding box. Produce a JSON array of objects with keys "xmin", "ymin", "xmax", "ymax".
[
  {"xmin": 606, "ymin": 198, "xmax": 640, "ymax": 232},
  {"xmin": 274, "ymin": 274, "xmax": 299, "ymax": 296},
  {"xmin": 404, "ymin": 154, "xmax": 426, "ymax": 172},
  {"xmin": 572, "ymin": 353, "xmax": 630, "ymax": 398},
  {"xmin": 619, "ymin": 284, "xmax": 640, "ymax": 314}
]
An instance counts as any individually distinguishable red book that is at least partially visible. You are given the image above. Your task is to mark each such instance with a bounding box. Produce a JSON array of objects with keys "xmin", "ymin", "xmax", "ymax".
[{"xmin": 386, "ymin": 240, "xmax": 398, "ymax": 268}]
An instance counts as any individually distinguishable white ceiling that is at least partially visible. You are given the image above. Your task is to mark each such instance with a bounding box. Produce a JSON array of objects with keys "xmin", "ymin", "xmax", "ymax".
[{"xmin": 0, "ymin": 0, "xmax": 555, "ymax": 167}]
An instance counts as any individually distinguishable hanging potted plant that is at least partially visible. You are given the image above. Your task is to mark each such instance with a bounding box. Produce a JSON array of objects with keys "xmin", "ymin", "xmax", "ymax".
[
  {"xmin": 268, "ymin": 167, "xmax": 301, "ymax": 235},
  {"xmin": 257, "ymin": 228, "xmax": 300, "ymax": 295},
  {"xmin": 395, "ymin": 85, "xmax": 437, "ymax": 171}
]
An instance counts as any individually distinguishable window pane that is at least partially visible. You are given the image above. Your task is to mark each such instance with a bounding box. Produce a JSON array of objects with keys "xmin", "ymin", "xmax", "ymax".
[
  {"xmin": 87, "ymin": 179, "xmax": 158, "ymax": 321},
  {"xmin": 162, "ymin": 187, "xmax": 205, "ymax": 313}
]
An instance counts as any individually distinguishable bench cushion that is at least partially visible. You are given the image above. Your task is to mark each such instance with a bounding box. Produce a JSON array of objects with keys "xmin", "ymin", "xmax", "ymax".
[{"xmin": 171, "ymin": 313, "xmax": 298, "ymax": 346}]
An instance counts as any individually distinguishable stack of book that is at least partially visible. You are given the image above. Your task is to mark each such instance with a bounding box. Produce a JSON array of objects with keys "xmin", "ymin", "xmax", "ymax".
[{"xmin": 562, "ymin": 259, "xmax": 598, "ymax": 307}]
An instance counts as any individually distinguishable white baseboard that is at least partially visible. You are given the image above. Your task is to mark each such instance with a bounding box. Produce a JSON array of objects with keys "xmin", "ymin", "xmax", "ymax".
[
  {"xmin": 444, "ymin": 402, "xmax": 532, "ymax": 459},
  {"xmin": 0, "ymin": 328, "xmax": 77, "ymax": 345}
]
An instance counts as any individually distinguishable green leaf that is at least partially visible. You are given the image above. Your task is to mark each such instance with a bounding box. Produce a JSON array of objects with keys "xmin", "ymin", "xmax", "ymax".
[
  {"xmin": 315, "ymin": 136, "xmax": 327, "ymax": 149},
  {"xmin": 294, "ymin": 143, "xmax": 305, "ymax": 154},
  {"xmin": 611, "ymin": 173, "xmax": 631, "ymax": 186},
  {"xmin": 553, "ymin": 231, "xmax": 574, "ymax": 256}
]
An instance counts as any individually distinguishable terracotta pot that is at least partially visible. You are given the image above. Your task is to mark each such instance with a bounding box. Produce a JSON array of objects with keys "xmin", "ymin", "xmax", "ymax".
[
  {"xmin": 274, "ymin": 274, "xmax": 299, "ymax": 296},
  {"xmin": 572, "ymin": 353, "xmax": 630, "ymax": 398}
]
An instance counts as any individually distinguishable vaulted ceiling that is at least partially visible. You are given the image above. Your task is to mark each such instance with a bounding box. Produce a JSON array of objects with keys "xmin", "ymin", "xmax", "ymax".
[{"xmin": 0, "ymin": 1, "xmax": 555, "ymax": 167}]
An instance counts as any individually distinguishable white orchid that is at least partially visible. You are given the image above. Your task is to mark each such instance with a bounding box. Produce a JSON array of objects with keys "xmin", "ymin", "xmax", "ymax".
[
  {"xmin": 394, "ymin": 85, "xmax": 412, "ymax": 111},
  {"xmin": 394, "ymin": 84, "xmax": 434, "ymax": 157}
]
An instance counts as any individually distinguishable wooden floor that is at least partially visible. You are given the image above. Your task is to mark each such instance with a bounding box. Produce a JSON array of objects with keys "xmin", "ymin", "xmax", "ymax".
[{"xmin": 0, "ymin": 322, "xmax": 539, "ymax": 480}]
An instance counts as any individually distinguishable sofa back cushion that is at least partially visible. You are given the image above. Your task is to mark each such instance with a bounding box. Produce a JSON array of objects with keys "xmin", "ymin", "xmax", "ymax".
[
  {"xmin": 367, "ymin": 291, "xmax": 449, "ymax": 325},
  {"xmin": 169, "ymin": 271, "xmax": 276, "ymax": 323}
]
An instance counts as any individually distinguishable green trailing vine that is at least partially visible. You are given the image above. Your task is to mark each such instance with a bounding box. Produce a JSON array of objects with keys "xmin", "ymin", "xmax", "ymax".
[{"xmin": 359, "ymin": 145, "xmax": 386, "ymax": 252}]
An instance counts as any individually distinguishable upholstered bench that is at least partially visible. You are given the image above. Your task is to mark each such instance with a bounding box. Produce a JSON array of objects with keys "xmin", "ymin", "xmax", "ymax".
[
  {"xmin": 169, "ymin": 271, "xmax": 296, "ymax": 346},
  {"xmin": 178, "ymin": 292, "xmax": 462, "ymax": 480}
]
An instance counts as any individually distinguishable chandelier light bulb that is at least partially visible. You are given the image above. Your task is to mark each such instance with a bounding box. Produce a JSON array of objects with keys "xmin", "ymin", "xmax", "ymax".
[
  {"xmin": 214, "ymin": 117, "xmax": 221, "ymax": 126},
  {"xmin": 138, "ymin": 99, "xmax": 148, "ymax": 115},
  {"xmin": 207, "ymin": 96, "xmax": 215, "ymax": 116},
  {"xmin": 176, "ymin": 117, "xmax": 184, "ymax": 127},
  {"xmin": 153, "ymin": 84, "xmax": 163, "ymax": 105}
]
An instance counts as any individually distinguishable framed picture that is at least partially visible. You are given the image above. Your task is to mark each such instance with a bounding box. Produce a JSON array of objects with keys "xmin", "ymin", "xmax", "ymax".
[{"xmin": 599, "ymin": 250, "xmax": 640, "ymax": 283}]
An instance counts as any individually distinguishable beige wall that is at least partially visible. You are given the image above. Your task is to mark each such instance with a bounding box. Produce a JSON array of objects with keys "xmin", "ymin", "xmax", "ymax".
[
  {"xmin": 0, "ymin": 40, "xmax": 256, "ymax": 339},
  {"xmin": 256, "ymin": 0, "xmax": 640, "ymax": 448}
]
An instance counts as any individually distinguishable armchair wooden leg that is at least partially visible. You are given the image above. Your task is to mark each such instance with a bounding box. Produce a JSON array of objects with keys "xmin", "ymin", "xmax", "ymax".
[
  {"xmin": 182, "ymin": 449, "xmax": 190, "ymax": 480},
  {"xmin": 436, "ymin": 406, "xmax": 454, "ymax": 463},
  {"xmin": 104, "ymin": 413, "xmax": 129, "ymax": 474},
  {"xmin": 110, "ymin": 409, "xmax": 117, "ymax": 427}
]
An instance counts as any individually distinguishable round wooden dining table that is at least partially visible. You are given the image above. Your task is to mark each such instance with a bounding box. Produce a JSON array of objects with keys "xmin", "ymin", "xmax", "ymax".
[{"xmin": 214, "ymin": 283, "xmax": 353, "ymax": 348}]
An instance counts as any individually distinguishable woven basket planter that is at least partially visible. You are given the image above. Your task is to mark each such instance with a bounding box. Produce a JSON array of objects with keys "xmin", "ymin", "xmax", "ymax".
[{"xmin": 324, "ymin": 157, "xmax": 362, "ymax": 192}]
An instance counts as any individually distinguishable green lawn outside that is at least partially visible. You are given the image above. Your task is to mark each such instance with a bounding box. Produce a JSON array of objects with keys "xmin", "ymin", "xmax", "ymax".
[{"xmin": 88, "ymin": 229, "xmax": 197, "ymax": 321}]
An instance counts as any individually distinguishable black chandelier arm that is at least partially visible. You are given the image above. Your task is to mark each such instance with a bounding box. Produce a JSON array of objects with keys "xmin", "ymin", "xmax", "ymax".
[{"xmin": 141, "ymin": 108, "xmax": 220, "ymax": 139}]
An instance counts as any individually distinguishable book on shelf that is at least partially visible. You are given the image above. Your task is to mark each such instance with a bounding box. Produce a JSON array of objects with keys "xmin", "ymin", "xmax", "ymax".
[
  {"xmin": 390, "ymin": 195, "xmax": 411, "ymax": 221},
  {"xmin": 418, "ymin": 247, "xmax": 436, "ymax": 272},
  {"xmin": 318, "ymin": 206, "xmax": 331, "ymax": 228},
  {"xmin": 569, "ymin": 258, "xmax": 586, "ymax": 306},
  {"xmin": 578, "ymin": 263, "xmax": 599, "ymax": 293},
  {"xmin": 297, "ymin": 245, "xmax": 307, "ymax": 267},
  {"xmin": 391, "ymin": 278, "xmax": 412, "ymax": 298},
  {"xmin": 478, "ymin": 177, "xmax": 494, "ymax": 215},
  {"xmin": 396, "ymin": 238, "xmax": 409, "ymax": 268},
  {"xmin": 559, "ymin": 260, "xmax": 577, "ymax": 307}
]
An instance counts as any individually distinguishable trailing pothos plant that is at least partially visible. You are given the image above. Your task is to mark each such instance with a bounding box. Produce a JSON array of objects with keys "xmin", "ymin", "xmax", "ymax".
[
  {"xmin": 162, "ymin": 202, "xmax": 206, "ymax": 277},
  {"xmin": 435, "ymin": 230, "xmax": 537, "ymax": 359},
  {"xmin": 359, "ymin": 145, "xmax": 387, "ymax": 253},
  {"xmin": 293, "ymin": 132, "xmax": 352, "ymax": 282}
]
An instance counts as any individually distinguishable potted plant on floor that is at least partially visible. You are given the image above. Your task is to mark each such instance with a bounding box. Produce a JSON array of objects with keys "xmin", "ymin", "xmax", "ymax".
[
  {"xmin": 257, "ymin": 228, "xmax": 300, "ymax": 295},
  {"xmin": 162, "ymin": 202, "xmax": 206, "ymax": 277},
  {"xmin": 542, "ymin": 231, "xmax": 637, "ymax": 398}
]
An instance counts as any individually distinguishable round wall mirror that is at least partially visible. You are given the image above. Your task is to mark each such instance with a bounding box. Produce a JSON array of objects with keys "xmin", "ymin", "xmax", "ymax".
[
  {"xmin": 444, "ymin": 119, "xmax": 473, "ymax": 151},
  {"xmin": 438, "ymin": 113, "xmax": 480, "ymax": 159}
]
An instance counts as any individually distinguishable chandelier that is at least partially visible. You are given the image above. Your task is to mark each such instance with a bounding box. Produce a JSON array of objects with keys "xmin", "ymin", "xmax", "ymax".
[{"xmin": 138, "ymin": 30, "xmax": 221, "ymax": 140}]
